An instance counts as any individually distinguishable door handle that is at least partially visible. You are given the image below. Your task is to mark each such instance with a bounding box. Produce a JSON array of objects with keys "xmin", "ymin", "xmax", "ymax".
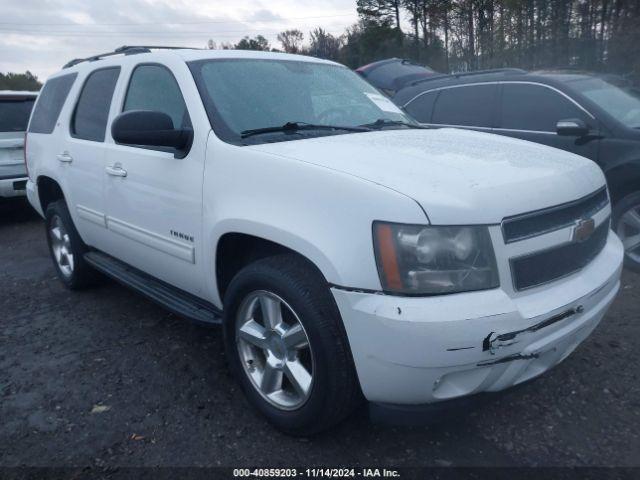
[
  {"xmin": 105, "ymin": 164, "xmax": 127, "ymax": 177},
  {"xmin": 56, "ymin": 152, "xmax": 73, "ymax": 163}
]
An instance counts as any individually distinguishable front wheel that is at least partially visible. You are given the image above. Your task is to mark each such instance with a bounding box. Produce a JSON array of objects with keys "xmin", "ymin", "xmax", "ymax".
[
  {"xmin": 613, "ymin": 192, "xmax": 640, "ymax": 273},
  {"xmin": 223, "ymin": 254, "xmax": 361, "ymax": 435}
]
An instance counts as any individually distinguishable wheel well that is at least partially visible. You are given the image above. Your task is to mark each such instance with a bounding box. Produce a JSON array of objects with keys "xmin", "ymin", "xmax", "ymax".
[
  {"xmin": 215, "ymin": 233, "xmax": 324, "ymax": 301},
  {"xmin": 37, "ymin": 176, "xmax": 64, "ymax": 212}
]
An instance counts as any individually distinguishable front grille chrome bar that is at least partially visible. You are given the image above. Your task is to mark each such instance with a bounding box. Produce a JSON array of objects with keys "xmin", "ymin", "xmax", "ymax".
[{"xmin": 502, "ymin": 187, "xmax": 609, "ymax": 244}]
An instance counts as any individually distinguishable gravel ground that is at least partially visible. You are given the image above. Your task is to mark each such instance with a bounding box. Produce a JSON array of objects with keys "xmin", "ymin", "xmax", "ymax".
[{"xmin": 1, "ymin": 199, "xmax": 639, "ymax": 469}]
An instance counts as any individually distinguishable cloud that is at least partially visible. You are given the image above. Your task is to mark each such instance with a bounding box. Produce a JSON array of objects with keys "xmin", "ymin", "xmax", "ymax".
[
  {"xmin": 245, "ymin": 9, "xmax": 285, "ymax": 23},
  {"xmin": 0, "ymin": 0, "xmax": 357, "ymax": 80}
]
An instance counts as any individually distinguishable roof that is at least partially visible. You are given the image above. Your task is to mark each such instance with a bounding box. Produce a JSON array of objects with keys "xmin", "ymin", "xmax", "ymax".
[
  {"xmin": 392, "ymin": 68, "xmax": 604, "ymax": 106},
  {"xmin": 355, "ymin": 58, "xmax": 437, "ymax": 94},
  {"xmin": 61, "ymin": 45, "xmax": 339, "ymax": 71},
  {"xmin": 175, "ymin": 48, "xmax": 339, "ymax": 65},
  {"xmin": 0, "ymin": 90, "xmax": 38, "ymax": 97}
]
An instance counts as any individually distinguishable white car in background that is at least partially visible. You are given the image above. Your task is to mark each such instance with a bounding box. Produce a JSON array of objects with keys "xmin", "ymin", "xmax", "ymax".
[{"xmin": 0, "ymin": 90, "xmax": 37, "ymax": 198}]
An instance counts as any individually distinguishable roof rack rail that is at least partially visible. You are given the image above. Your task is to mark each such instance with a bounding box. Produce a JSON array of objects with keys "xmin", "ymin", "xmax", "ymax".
[
  {"xmin": 408, "ymin": 67, "xmax": 527, "ymax": 87},
  {"xmin": 62, "ymin": 45, "xmax": 200, "ymax": 69}
]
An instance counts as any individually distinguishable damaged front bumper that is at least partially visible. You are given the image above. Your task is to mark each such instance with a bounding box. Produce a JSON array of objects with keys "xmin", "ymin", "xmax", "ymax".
[{"xmin": 331, "ymin": 231, "xmax": 623, "ymax": 406}]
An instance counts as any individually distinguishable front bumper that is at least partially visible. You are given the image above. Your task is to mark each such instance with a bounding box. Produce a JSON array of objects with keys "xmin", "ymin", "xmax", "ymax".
[{"xmin": 332, "ymin": 231, "xmax": 623, "ymax": 405}]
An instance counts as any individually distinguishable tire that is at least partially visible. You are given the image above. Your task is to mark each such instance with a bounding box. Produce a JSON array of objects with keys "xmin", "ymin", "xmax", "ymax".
[
  {"xmin": 45, "ymin": 200, "xmax": 98, "ymax": 289},
  {"xmin": 223, "ymin": 254, "xmax": 361, "ymax": 436},
  {"xmin": 613, "ymin": 191, "xmax": 640, "ymax": 273}
]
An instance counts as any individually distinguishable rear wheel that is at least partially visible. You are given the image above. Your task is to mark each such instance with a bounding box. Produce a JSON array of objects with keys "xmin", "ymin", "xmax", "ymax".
[
  {"xmin": 223, "ymin": 254, "xmax": 361, "ymax": 435},
  {"xmin": 45, "ymin": 200, "xmax": 98, "ymax": 289},
  {"xmin": 613, "ymin": 192, "xmax": 640, "ymax": 273}
]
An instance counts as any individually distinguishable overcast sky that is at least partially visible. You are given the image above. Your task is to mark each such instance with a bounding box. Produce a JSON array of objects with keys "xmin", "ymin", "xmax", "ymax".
[{"xmin": 0, "ymin": 0, "xmax": 359, "ymax": 81}]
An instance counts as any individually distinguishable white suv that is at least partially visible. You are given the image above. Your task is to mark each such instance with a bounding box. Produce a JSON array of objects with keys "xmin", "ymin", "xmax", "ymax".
[
  {"xmin": 25, "ymin": 47, "xmax": 624, "ymax": 435},
  {"xmin": 1, "ymin": 90, "xmax": 37, "ymax": 198}
]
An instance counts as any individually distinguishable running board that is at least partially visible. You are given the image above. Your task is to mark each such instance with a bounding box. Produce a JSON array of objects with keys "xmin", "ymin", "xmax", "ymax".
[{"xmin": 84, "ymin": 251, "xmax": 222, "ymax": 326}]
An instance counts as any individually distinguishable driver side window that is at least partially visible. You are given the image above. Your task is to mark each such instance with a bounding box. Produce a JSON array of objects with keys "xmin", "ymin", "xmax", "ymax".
[
  {"xmin": 124, "ymin": 64, "xmax": 191, "ymax": 129},
  {"xmin": 499, "ymin": 84, "xmax": 587, "ymax": 132}
]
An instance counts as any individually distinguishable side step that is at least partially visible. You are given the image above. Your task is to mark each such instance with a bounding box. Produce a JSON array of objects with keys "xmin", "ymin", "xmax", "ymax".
[{"xmin": 84, "ymin": 251, "xmax": 222, "ymax": 326}]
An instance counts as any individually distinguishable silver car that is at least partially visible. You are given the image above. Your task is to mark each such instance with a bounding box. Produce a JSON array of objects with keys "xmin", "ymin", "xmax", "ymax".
[{"xmin": 0, "ymin": 90, "xmax": 37, "ymax": 198}]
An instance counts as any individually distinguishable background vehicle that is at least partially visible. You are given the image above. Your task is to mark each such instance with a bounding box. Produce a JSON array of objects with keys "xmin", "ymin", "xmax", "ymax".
[
  {"xmin": 25, "ymin": 47, "xmax": 622, "ymax": 435},
  {"xmin": 0, "ymin": 91, "xmax": 37, "ymax": 199},
  {"xmin": 355, "ymin": 58, "xmax": 437, "ymax": 97},
  {"xmin": 394, "ymin": 69, "xmax": 640, "ymax": 271}
]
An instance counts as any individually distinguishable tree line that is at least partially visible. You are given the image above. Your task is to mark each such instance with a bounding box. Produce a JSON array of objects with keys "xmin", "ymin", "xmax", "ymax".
[
  {"xmin": 3, "ymin": 1, "xmax": 639, "ymax": 90},
  {"xmin": 211, "ymin": 0, "xmax": 640, "ymax": 81},
  {"xmin": 0, "ymin": 71, "xmax": 41, "ymax": 91}
]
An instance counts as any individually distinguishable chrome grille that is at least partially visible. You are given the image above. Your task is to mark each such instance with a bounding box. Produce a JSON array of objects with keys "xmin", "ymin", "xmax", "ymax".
[{"xmin": 502, "ymin": 187, "xmax": 609, "ymax": 244}]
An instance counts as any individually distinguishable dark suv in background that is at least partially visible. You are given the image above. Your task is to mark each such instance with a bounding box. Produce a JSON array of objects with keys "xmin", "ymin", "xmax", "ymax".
[{"xmin": 393, "ymin": 69, "xmax": 640, "ymax": 271}]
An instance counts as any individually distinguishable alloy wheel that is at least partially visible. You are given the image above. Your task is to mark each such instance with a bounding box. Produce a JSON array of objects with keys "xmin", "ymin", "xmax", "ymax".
[
  {"xmin": 616, "ymin": 205, "xmax": 640, "ymax": 264},
  {"xmin": 236, "ymin": 290, "xmax": 314, "ymax": 411},
  {"xmin": 49, "ymin": 215, "xmax": 74, "ymax": 278}
]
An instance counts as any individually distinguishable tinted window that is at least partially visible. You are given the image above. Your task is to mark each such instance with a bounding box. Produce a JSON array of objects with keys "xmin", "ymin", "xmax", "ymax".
[
  {"xmin": 29, "ymin": 73, "xmax": 77, "ymax": 134},
  {"xmin": 404, "ymin": 91, "xmax": 439, "ymax": 123},
  {"xmin": 431, "ymin": 84, "xmax": 496, "ymax": 127},
  {"xmin": 500, "ymin": 83, "xmax": 586, "ymax": 132},
  {"xmin": 124, "ymin": 65, "xmax": 190, "ymax": 129},
  {"xmin": 0, "ymin": 98, "xmax": 35, "ymax": 132},
  {"xmin": 565, "ymin": 77, "xmax": 640, "ymax": 129},
  {"xmin": 72, "ymin": 68, "xmax": 120, "ymax": 142}
]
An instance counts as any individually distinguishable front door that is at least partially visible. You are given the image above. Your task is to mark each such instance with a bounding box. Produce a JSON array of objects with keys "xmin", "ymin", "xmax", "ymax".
[
  {"xmin": 495, "ymin": 82, "xmax": 600, "ymax": 161},
  {"xmin": 103, "ymin": 62, "xmax": 206, "ymax": 296}
]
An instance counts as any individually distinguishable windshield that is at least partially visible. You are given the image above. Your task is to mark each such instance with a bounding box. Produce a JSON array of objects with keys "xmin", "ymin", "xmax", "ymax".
[
  {"xmin": 0, "ymin": 98, "xmax": 35, "ymax": 132},
  {"xmin": 567, "ymin": 77, "xmax": 640, "ymax": 129},
  {"xmin": 189, "ymin": 58, "xmax": 414, "ymax": 144}
]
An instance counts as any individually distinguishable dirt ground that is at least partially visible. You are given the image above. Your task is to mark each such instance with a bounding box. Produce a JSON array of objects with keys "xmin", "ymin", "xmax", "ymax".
[{"xmin": 1, "ymin": 199, "xmax": 639, "ymax": 469}]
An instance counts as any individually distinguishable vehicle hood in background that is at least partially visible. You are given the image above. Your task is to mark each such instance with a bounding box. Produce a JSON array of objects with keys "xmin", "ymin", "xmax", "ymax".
[{"xmin": 248, "ymin": 128, "xmax": 606, "ymax": 225}]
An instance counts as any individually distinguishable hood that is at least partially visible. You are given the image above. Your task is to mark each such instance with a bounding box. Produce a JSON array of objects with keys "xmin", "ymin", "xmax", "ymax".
[{"xmin": 247, "ymin": 128, "xmax": 606, "ymax": 225}]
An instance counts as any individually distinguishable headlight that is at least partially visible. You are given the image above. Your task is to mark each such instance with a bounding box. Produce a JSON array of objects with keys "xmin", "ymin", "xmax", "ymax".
[{"xmin": 373, "ymin": 222, "xmax": 499, "ymax": 295}]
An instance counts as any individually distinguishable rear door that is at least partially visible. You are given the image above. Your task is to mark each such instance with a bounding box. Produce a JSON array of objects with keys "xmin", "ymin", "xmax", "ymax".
[
  {"xmin": 62, "ymin": 67, "xmax": 121, "ymax": 247},
  {"xmin": 102, "ymin": 61, "xmax": 207, "ymax": 296},
  {"xmin": 405, "ymin": 83, "xmax": 499, "ymax": 132},
  {"xmin": 496, "ymin": 82, "xmax": 599, "ymax": 160}
]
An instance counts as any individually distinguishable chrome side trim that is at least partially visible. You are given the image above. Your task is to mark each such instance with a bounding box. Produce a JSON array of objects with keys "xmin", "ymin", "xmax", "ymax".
[
  {"xmin": 402, "ymin": 81, "xmax": 499, "ymax": 108},
  {"xmin": 106, "ymin": 216, "xmax": 195, "ymax": 263},
  {"xmin": 76, "ymin": 205, "xmax": 106, "ymax": 228},
  {"xmin": 498, "ymin": 81, "xmax": 596, "ymax": 119},
  {"xmin": 404, "ymin": 80, "xmax": 596, "ymax": 125}
]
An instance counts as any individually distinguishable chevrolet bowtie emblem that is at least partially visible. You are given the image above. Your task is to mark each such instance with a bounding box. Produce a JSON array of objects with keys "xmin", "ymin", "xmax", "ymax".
[{"xmin": 572, "ymin": 218, "xmax": 595, "ymax": 243}]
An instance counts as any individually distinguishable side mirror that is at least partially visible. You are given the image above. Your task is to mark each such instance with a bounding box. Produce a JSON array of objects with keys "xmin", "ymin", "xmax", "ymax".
[
  {"xmin": 111, "ymin": 110, "xmax": 192, "ymax": 153},
  {"xmin": 556, "ymin": 118, "xmax": 589, "ymax": 137}
]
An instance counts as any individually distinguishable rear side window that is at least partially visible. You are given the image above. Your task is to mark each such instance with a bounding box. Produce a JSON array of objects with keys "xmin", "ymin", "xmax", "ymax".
[
  {"xmin": 0, "ymin": 98, "xmax": 35, "ymax": 132},
  {"xmin": 499, "ymin": 84, "xmax": 587, "ymax": 132},
  {"xmin": 431, "ymin": 84, "xmax": 497, "ymax": 128},
  {"xmin": 404, "ymin": 91, "xmax": 439, "ymax": 123},
  {"xmin": 72, "ymin": 67, "xmax": 120, "ymax": 142},
  {"xmin": 28, "ymin": 73, "xmax": 77, "ymax": 134},
  {"xmin": 123, "ymin": 64, "xmax": 190, "ymax": 129}
]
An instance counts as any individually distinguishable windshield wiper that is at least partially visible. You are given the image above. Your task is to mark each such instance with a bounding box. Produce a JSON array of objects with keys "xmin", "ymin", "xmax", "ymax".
[
  {"xmin": 359, "ymin": 119, "xmax": 427, "ymax": 130},
  {"xmin": 240, "ymin": 121, "xmax": 371, "ymax": 139}
]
